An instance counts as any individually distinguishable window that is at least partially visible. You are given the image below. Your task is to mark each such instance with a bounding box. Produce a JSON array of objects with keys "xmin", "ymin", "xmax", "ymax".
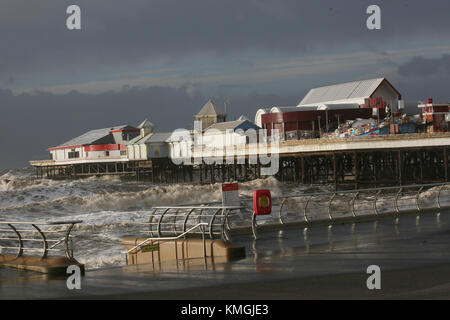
[
  {"xmin": 105, "ymin": 151, "xmax": 110, "ymax": 156},
  {"xmin": 68, "ymin": 151, "xmax": 80, "ymax": 159},
  {"xmin": 120, "ymin": 150, "xmax": 127, "ymax": 156}
]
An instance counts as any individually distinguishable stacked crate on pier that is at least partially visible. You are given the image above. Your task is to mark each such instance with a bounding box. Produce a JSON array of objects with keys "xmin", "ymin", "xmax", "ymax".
[{"xmin": 418, "ymin": 98, "xmax": 450, "ymax": 133}]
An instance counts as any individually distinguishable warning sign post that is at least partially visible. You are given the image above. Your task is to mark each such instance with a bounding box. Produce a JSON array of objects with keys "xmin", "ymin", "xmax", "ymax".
[{"xmin": 222, "ymin": 183, "xmax": 240, "ymax": 207}]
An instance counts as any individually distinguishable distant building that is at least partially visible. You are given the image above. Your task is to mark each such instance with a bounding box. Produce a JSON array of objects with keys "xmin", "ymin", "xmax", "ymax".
[
  {"xmin": 298, "ymin": 77, "xmax": 402, "ymax": 111},
  {"xmin": 194, "ymin": 99, "xmax": 227, "ymax": 130},
  {"xmin": 192, "ymin": 119, "xmax": 262, "ymax": 161},
  {"xmin": 262, "ymin": 77, "xmax": 402, "ymax": 140},
  {"xmin": 127, "ymin": 132, "xmax": 171, "ymax": 160},
  {"xmin": 202, "ymin": 119, "xmax": 261, "ymax": 148},
  {"xmin": 49, "ymin": 125, "xmax": 140, "ymax": 164},
  {"xmin": 168, "ymin": 101, "xmax": 260, "ymax": 163}
]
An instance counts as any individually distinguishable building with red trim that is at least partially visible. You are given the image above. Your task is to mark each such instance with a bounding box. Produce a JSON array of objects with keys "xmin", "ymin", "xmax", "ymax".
[
  {"xmin": 260, "ymin": 78, "xmax": 403, "ymax": 139},
  {"xmin": 49, "ymin": 124, "xmax": 139, "ymax": 164}
]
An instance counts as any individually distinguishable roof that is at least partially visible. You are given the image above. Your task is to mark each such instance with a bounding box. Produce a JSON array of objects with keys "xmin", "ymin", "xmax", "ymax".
[
  {"xmin": 297, "ymin": 103, "xmax": 360, "ymax": 111},
  {"xmin": 54, "ymin": 125, "xmax": 129, "ymax": 148},
  {"xmin": 236, "ymin": 115, "xmax": 250, "ymax": 121},
  {"xmin": 270, "ymin": 106, "xmax": 299, "ymax": 113},
  {"xmin": 196, "ymin": 99, "xmax": 226, "ymax": 117},
  {"xmin": 127, "ymin": 133, "xmax": 149, "ymax": 145},
  {"xmin": 127, "ymin": 132, "xmax": 172, "ymax": 145},
  {"xmin": 299, "ymin": 78, "xmax": 399, "ymax": 106},
  {"xmin": 254, "ymin": 108, "xmax": 269, "ymax": 127},
  {"xmin": 205, "ymin": 120, "xmax": 260, "ymax": 132},
  {"xmin": 137, "ymin": 119, "xmax": 155, "ymax": 129},
  {"xmin": 147, "ymin": 132, "xmax": 172, "ymax": 143}
]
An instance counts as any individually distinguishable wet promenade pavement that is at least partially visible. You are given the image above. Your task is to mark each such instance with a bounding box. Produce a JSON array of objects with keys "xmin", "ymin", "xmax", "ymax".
[{"xmin": 1, "ymin": 210, "xmax": 450, "ymax": 299}]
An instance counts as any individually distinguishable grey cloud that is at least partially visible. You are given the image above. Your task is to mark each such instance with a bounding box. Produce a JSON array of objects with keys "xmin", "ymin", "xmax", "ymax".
[
  {"xmin": 1, "ymin": 0, "xmax": 450, "ymax": 81},
  {"xmin": 0, "ymin": 85, "xmax": 296, "ymax": 168},
  {"xmin": 398, "ymin": 54, "xmax": 450, "ymax": 77},
  {"xmin": 395, "ymin": 54, "xmax": 450, "ymax": 102}
]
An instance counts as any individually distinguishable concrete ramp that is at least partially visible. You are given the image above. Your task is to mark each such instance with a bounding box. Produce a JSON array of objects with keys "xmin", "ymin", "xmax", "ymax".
[
  {"xmin": 122, "ymin": 206, "xmax": 246, "ymax": 266},
  {"xmin": 123, "ymin": 238, "xmax": 245, "ymax": 266}
]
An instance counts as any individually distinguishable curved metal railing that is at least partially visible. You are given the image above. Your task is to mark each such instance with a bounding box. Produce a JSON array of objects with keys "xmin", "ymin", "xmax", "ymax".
[
  {"xmin": 136, "ymin": 206, "xmax": 244, "ymax": 242},
  {"xmin": 269, "ymin": 183, "xmax": 450, "ymax": 225},
  {"xmin": 232, "ymin": 182, "xmax": 450, "ymax": 239},
  {"xmin": 0, "ymin": 220, "xmax": 82, "ymax": 260},
  {"xmin": 124, "ymin": 222, "xmax": 210, "ymax": 266}
]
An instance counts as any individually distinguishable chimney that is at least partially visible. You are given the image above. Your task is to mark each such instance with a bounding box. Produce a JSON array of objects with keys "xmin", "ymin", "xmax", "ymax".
[{"xmin": 427, "ymin": 98, "xmax": 433, "ymax": 104}]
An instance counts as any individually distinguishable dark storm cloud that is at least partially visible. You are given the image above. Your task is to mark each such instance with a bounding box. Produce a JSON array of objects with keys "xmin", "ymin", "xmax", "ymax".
[
  {"xmin": 2, "ymin": 0, "xmax": 450, "ymax": 168},
  {"xmin": 0, "ymin": 86, "xmax": 295, "ymax": 168},
  {"xmin": 398, "ymin": 54, "xmax": 450, "ymax": 77},
  {"xmin": 1, "ymin": 0, "xmax": 450, "ymax": 80},
  {"xmin": 395, "ymin": 54, "xmax": 450, "ymax": 102}
]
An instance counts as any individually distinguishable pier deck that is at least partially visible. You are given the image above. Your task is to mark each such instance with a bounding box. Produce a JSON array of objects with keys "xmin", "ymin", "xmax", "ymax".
[{"xmin": 29, "ymin": 133, "xmax": 450, "ymax": 187}]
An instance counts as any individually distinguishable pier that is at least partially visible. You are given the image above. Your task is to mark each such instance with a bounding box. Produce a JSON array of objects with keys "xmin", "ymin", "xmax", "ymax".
[{"xmin": 30, "ymin": 132, "xmax": 450, "ymax": 188}]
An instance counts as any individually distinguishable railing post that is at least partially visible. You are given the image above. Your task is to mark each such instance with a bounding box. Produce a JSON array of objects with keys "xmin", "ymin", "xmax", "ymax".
[
  {"xmin": 351, "ymin": 192, "xmax": 359, "ymax": 217},
  {"xmin": 64, "ymin": 223, "xmax": 75, "ymax": 259},
  {"xmin": 7, "ymin": 224, "xmax": 23, "ymax": 258},
  {"xmin": 32, "ymin": 224, "xmax": 48, "ymax": 259},
  {"xmin": 373, "ymin": 190, "xmax": 382, "ymax": 216},
  {"xmin": 251, "ymin": 212, "xmax": 258, "ymax": 240},
  {"xmin": 157, "ymin": 208, "xmax": 170, "ymax": 237},
  {"xmin": 209, "ymin": 209, "xmax": 222, "ymax": 239},
  {"xmin": 174, "ymin": 239, "xmax": 178, "ymax": 262},
  {"xmin": 278, "ymin": 199, "xmax": 288, "ymax": 225},
  {"xmin": 202, "ymin": 225, "xmax": 207, "ymax": 263},
  {"xmin": 328, "ymin": 193, "xmax": 336, "ymax": 221},
  {"xmin": 395, "ymin": 187, "xmax": 403, "ymax": 215},
  {"xmin": 303, "ymin": 196, "xmax": 312, "ymax": 223},
  {"xmin": 415, "ymin": 187, "xmax": 424, "ymax": 213},
  {"xmin": 437, "ymin": 185, "xmax": 444, "ymax": 210}
]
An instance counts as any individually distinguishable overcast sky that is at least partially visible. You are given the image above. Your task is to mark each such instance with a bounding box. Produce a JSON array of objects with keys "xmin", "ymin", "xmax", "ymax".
[{"xmin": 1, "ymin": 0, "xmax": 450, "ymax": 168}]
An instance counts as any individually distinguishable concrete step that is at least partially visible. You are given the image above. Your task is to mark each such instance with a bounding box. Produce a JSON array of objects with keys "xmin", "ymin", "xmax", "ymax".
[{"xmin": 0, "ymin": 255, "xmax": 84, "ymax": 275}]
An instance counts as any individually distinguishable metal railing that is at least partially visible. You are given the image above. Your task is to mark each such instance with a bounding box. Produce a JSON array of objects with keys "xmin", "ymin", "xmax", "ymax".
[
  {"xmin": 123, "ymin": 206, "xmax": 246, "ymax": 265},
  {"xmin": 141, "ymin": 205, "xmax": 245, "ymax": 242},
  {"xmin": 0, "ymin": 220, "xmax": 82, "ymax": 260},
  {"xmin": 125, "ymin": 222, "xmax": 209, "ymax": 265},
  {"xmin": 269, "ymin": 182, "xmax": 450, "ymax": 225}
]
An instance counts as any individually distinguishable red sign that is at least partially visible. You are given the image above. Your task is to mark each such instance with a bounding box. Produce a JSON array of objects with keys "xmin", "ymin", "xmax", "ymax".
[
  {"xmin": 222, "ymin": 183, "xmax": 239, "ymax": 192},
  {"xmin": 253, "ymin": 189, "xmax": 272, "ymax": 215}
]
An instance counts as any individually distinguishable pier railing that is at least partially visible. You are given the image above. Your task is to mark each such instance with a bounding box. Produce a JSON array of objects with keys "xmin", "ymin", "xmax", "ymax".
[{"xmin": 0, "ymin": 220, "xmax": 82, "ymax": 260}]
